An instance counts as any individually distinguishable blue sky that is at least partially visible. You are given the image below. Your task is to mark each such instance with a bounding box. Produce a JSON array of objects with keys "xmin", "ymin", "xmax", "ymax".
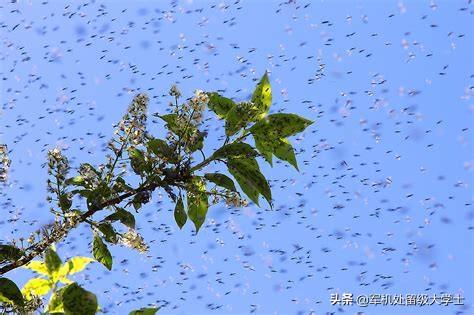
[{"xmin": 1, "ymin": 0, "xmax": 473, "ymax": 314}]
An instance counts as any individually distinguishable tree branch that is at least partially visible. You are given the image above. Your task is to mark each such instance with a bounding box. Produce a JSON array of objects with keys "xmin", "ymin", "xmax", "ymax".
[{"xmin": 0, "ymin": 181, "xmax": 161, "ymax": 275}]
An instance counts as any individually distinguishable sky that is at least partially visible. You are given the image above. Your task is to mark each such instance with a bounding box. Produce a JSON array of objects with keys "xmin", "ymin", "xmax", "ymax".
[{"xmin": 1, "ymin": 0, "xmax": 473, "ymax": 314}]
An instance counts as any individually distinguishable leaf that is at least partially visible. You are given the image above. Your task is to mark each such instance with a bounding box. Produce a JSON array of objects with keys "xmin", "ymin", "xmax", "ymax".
[
  {"xmin": 174, "ymin": 197, "xmax": 187, "ymax": 229},
  {"xmin": 45, "ymin": 247, "xmax": 62, "ymax": 276},
  {"xmin": 128, "ymin": 147, "xmax": 149, "ymax": 175},
  {"xmin": 65, "ymin": 175, "xmax": 86, "ymax": 187},
  {"xmin": 253, "ymin": 135, "xmax": 298, "ymax": 170},
  {"xmin": 227, "ymin": 158, "xmax": 272, "ymax": 207},
  {"xmin": 207, "ymin": 92, "xmax": 236, "ymax": 118},
  {"xmin": 273, "ymin": 138, "xmax": 298, "ymax": 170},
  {"xmin": 105, "ymin": 208, "xmax": 136, "ymax": 229},
  {"xmin": 129, "ymin": 307, "xmax": 160, "ymax": 315},
  {"xmin": 158, "ymin": 114, "xmax": 180, "ymax": 135},
  {"xmin": 46, "ymin": 288, "xmax": 65, "ymax": 313},
  {"xmin": 224, "ymin": 104, "xmax": 254, "ymax": 137},
  {"xmin": 187, "ymin": 129, "xmax": 205, "ymax": 153},
  {"xmin": 212, "ymin": 142, "xmax": 258, "ymax": 160},
  {"xmin": 61, "ymin": 283, "xmax": 98, "ymax": 315},
  {"xmin": 147, "ymin": 138, "xmax": 173, "ymax": 160},
  {"xmin": 59, "ymin": 257, "xmax": 94, "ymax": 276},
  {"xmin": 251, "ymin": 72, "xmax": 272, "ymax": 119},
  {"xmin": 24, "ymin": 261, "xmax": 49, "ymax": 277},
  {"xmin": 187, "ymin": 177, "xmax": 209, "ymax": 233},
  {"xmin": 59, "ymin": 194, "xmax": 72, "ymax": 212},
  {"xmin": 21, "ymin": 277, "xmax": 52, "ymax": 300},
  {"xmin": 0, "ymin": 277, "xmax": 24, "ymax": 307},
  {"xmin": 0, "ymin": 244, "xmax": 22, "ymax": 263},
  {"xmin": 92, "ymin": 234, "xmax": 112, "ymax": 271},
  {"xmin": 253, "ymin": 134, "xmax": 273, "ymax": 165},
  {"xmin": 250, "ymin": 113, "xmax": 313, "ymax": 139},
  {"xmin": 204, "ymin": 173, "xmax": 237, "ymax": 192},
  {"xmin": 98, "ymin": 222, "xmax": 118, "ymax": 244},
  {"xmin": 158, "ymin": 114, "xmax": 177, "ymax": 127}
]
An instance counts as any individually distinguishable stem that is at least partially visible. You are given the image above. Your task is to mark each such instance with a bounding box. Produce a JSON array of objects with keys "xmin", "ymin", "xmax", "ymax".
[
  {"xmin": 106, "ymin": 132, "xmax": 131, "ymax": 184},
  {"xmin": 189, "ymin": 129, "xmax": 251, "ymax": 173}
]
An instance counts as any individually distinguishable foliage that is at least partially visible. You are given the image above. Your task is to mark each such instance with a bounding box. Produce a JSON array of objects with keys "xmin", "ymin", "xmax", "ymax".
[{"xmin": 0, "ymin": 72, "xmax": 312, "ymax": 313}]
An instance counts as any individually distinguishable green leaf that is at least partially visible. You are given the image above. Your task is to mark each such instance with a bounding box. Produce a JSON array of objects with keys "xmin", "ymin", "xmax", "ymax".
[
  {"xmin": 92, "ymin": 234, "xmax": 112, "ymax": 271},
  {"xmin": 273, "ymin": 138, "xmax": 298, "ymax": 170},
  {"xmin": 61, "ymin": 283, "xmax": 98, "ymax": 315},
  {"xmin": 253, "ymin": 134, "xmax": 273, "ymax": 165},
  {"xmin": 21, "ymin": 277, "xmax": 52, "ymax": 300},
  {"xmin": 212, "ymin": 142, "xmax": 258, "ymax": 160},
  {"xmin": 253, "ymin": 135, "xmax": 298, "ymax": 170},
  {"xmin": 251, "ymin": 72, "xmax": 272, "ymax": 119},
  {"xmin": 250, "ymin": 113, "xmax": 313, "ymax": 138},
  {"xmin": 174, "ymin": 197, "xmax": 187, "ymax": 229},
  {"xmin": 187, "ymin": 177, "xmax": 209, "ymax": 233},
  {"xmin": 59, "ymin": 257, "xmax": 94, "ymax": 277},
  {"xmin": 59, "ymin": 194, "xmax": 72, "ymax": 212},
  {"xmin": 0, "ymin": 244, "xmax": 22, "ymax": 263},
  {"xmin": 207, "ymin": 92, "xmax": 236, "ymax": 118},
  {"xmin": 224, "ymin": 103, "xmax": 256, "ymax": 137},
  {"xmin": 105, "ymin": 208, "xmax": 136, "ymax": 229},
  {"xmin": 65, "ymin": 175, "xmax": 86, "ymax": 187},
  {"xmin": 129, "ymin": 307, "xmax": 159, "ymax": 315},
  {"xmin": 158, "ymin": 114, "xmax": 180, "ymax": 135},
  {"xmin": 187, "ymin": 129, "xmax": 205, "ymax": 153},
  {"xmin": 98, "ymin": 222, "xmax": 118, "ymax": 244},
  {"xmin": 227, "ymin": 158, "xmax": 272, "ymax": 207},
  {"xmin": 147, "ymin": 138, "xmax": 173, "ymax": 160},
  {"xmin": 158, "ymin": 114, "xmax": 177, "ymax": 127},
  {"xmin": 128, "ymin": 147, "xmax": 149, "ymax": 175},
  {"xmin": 204, "ymin": 173, "xmax": 237, "ymax": 192},
  {"xmin": 0, "ymin": 277, "xmax": 24, "ymax": 307},
  {"xmin": 45, "ymin": 247, "xmax": 62, "ymax": 276},
  {"xmin": 23, "ymin": 261, "xmax": 49, "ymax": 277},
  {"xmin": 112, "ymin": 177, "xmax": 133, "ymax": 194}
]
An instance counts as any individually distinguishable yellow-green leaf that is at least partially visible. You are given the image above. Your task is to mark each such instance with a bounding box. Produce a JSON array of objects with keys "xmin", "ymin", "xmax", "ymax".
[
  {"xmin": 187, "ymin": 177, "xmax": 208, "ymax": 233},
  {"xmin": 22, "ymin": 277, "xmax": 52, "ymax": 300},
  {"xmin": 58, "ymin": 257, "xmax": 94, "ymax": 278},
  {"xmin": 92, "ymin": 234, "xmax": 112, "ymax": 271},
  {"xmin": 251, "ymin": 72, "xmax": 272, "ymax": 119},
  {"xmin": 46, "ymin": 290, "xmax": 65, "ymax": 313},
  {"xmin": 24, "ymin": 261, "xmax": 49, "ymax": 277}
]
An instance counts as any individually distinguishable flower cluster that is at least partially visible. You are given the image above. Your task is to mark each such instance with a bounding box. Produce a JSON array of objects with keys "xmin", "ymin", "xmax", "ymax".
[
  {"xmin": 169, "ymin": 84, "xmax": 181, "ymax": 98},
  {"xmin": 0, "ymin": 144, "xmax": 10, "ymax": 182},
  {"xmin": 208, "ymin": 188, "xmax": 248, "ymax": 208},
  {"xmin": 119, "ymin": 229, "xmax": 149, "ymax": 253},
  {"xmin": 225, "ymin": 191, "xmax": 248, "ymax": 208},
  {"xmin": 188, "ymin": 89, "xmax": 209, "ymax": 124},
  {"xmin": 114, "ymin": 93, "xmax": 149, "ymax": 145},
  {"xmin": 78, "ymin": 163, "xmax": 101, "ymax": 188},
  {"xmin": 46, "ymin": 148, "xmax": 70, "ymax": 197}
]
